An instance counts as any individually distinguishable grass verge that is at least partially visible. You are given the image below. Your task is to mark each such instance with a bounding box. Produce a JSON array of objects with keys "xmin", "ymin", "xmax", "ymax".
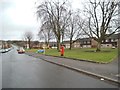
[{"xmin": 26, "ymin": 48, "xmax": 118, "ymax": 63}]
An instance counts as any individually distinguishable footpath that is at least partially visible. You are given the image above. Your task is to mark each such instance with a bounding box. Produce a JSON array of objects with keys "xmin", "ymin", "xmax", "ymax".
[{"xmin": 25, "ymin": 52, "xmax": 119, "ymax": 84}]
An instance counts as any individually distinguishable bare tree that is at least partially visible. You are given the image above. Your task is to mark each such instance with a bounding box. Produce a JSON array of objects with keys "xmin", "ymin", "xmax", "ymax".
[
  {"xmin": 38, "ymin": 21, "xmax": 54, "ymax": 47},
  {"xmin": 24, "ymin": 31, "xmax": 33, "ymax": 49},
  {"xmin": 81, "ymin": 0, "xmax": 120, "ymax": 51},
  {"xmin": 36, "ymin": 0, "xmax": 70, "ymax": 51},
  {"xmin": 65, "ymin": 11, "xmax": 81, "ymax": 50}
]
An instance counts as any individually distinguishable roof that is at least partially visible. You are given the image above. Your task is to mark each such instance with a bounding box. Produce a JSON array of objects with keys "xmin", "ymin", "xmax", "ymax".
[
  {"xmin": 107, "ymin": 34, "xmax": 119, "ymax": 39},
  {"xmin": 79, "ymin": 38, "xmax": 91, "ymax": 42}
]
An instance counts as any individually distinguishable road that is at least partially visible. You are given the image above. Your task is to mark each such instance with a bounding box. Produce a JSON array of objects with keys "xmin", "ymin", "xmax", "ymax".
[{"xmin": 1, "ymin": 47, "xmax": 118, "ymax": 88}]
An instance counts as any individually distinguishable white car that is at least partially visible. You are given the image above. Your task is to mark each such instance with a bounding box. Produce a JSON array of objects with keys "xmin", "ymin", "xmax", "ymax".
[
  {"xmin": 0, "ymin": 49, "xmax": 6, "ymax": 53},
  {"xmin": 5, "ymin": 49, "xmax": 9, "ymax": 52},
  {"xmin": 0, "ymin": 49, "xmax": 3, "ymax": 53}
]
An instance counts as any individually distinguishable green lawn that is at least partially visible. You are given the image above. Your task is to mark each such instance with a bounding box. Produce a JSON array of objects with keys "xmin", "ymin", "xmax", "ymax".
[{"xmin": 26, "ymin": 48, "xmax": 118, "ymax": 63}]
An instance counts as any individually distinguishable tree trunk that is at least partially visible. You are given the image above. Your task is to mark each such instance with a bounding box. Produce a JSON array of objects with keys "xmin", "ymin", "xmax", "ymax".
[
  {"xmin": 69, "ymin": 39, "xmax": 72, "ymax": 50},
  {"xmin": 45, "ymin": 41, "xmax": 49, "ymax": 48},
  {"xmin": 96, "ymin": 42, "xmax": 101, "ymax": 52},
  {"xmin": 28, "ymin": 39, "xmax": 31, "ymax": 49},
  {"xmin": 57, "ymin": 39, "xmax": 60, "ymax": 52}
]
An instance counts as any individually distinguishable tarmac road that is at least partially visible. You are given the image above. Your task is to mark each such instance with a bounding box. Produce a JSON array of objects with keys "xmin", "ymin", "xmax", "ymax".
[{"xmin": 1, "ymin": 47, "xmax": 118, "ymax": 88}]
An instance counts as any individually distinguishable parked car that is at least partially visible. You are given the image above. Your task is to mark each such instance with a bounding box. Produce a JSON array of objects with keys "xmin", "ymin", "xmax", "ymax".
[
  {"xmin": 0, "ymin": 49, "xmax": 6, "ymax": 53},
  {"xmin": 17, "ymin": 47, "xmax": 25, "ymax": 54},
  {"xmin": 5, "ymin": 49, "xmax": 9, "ymax": 52}
]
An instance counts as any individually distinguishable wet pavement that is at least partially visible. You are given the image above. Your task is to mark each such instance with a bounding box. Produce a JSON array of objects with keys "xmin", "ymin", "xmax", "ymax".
[
  {"xmin": 25, "ymin": 51, "xmax": 119, "ymax": 82},
  {"xmin": 2, "ymin": 47, "xmax": 119, "ymax": 88}
]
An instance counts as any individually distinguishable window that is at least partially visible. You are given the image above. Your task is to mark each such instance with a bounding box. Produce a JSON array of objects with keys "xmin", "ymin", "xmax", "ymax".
[
  {"xmin": 109, "ymin": 39, "xmax": 111, "ymax": 42},
  {"xmin": 111, "ymin": 39, "xmax": 113, "ymax": 42},
  {"xmin": 90, "ymin": 41, "xmax": 91, "ymax": 44},
  {"xmin": 106, "ymin": 40, "xmax": 108, "ymax": 42},
  {"xmin": 113, "ymin": 39, "xmax": 115, "ymax": 42},
  {"xmin": 87, "ymin": 41, "xmax": 91, "ymax": 44},
  {"xmin": 54, "ymin": 44, "xmax": 56, "ymax": 47},
  {"xmin": 103, "ymin": 40, "xmax": 105, "ymax": 42},
  {"xmin": 115, "ymin": 39, "xmax": 118, "ymax": 42}
]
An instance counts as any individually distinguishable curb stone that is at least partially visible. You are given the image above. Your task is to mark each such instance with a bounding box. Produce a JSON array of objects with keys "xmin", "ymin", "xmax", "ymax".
[
  {"xmin": 25, "ymin": 52, "xmax": 120, "ymax": 85},
  {"xmin": 44, "ymin": 54, "xmax": 109, "ymax": 64},
  {"xmin": 44, "ymin": 54, "xmax": 118, "ymax": 64},
  {"xmin": 26, "ymin": 51, "xmax": 117, "ymax": 64}
]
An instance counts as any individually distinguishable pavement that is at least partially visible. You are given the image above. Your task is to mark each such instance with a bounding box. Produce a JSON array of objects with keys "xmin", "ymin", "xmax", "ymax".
[{"xmin": 25, "ymin": 52, "xmax": 120, "ymax": 84}]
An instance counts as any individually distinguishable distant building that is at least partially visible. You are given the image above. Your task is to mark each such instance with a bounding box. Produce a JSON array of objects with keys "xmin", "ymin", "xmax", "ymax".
[
  {"xmin": 101, "ymin": 34, "xmax": 118, "ymax": 48},
  {"xmin": 73, "ymin": 40, "xmax": 81, "ymax": 48},
  {"xmin": 1, "ymin": 41, "xmax": 11, "ymax": 49},
  {"xmin": 63, "ymin": 41, "xmax": 71, "ymax": 48},
  {"xmin": 79, "ymin": 38, "xmax": 91, "ymax": 48},
  {"xmin": 49, "ymin": 42, "xmax": 57, "ymax": 48},
  {"xmin": 32, "ymin": 34, "xmax": 119, "ymax": 49},
  {"xmin": 63, "ymin": 33, "xmax": 119, "ymax": 48},
  {"xmin": 79, "ymin": 34, "xmax": 119, "ymax": 48}
]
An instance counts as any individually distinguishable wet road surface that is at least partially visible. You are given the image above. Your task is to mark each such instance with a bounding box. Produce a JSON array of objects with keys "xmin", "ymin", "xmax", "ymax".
[{"xmin": 1, "ymin": 47, "xmax": 118, "ymax": 88}]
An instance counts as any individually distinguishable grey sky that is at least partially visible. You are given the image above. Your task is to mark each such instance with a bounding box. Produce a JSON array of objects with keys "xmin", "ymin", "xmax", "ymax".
[{"xmin": 0, "ymin": 0, "xmax": 83, "ymax": 40}]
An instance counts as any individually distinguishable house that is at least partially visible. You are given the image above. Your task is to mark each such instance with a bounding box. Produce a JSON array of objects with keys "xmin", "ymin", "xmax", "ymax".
[
  {"xmin": 34, "ymin": 41, "xmax": 57, "ymax": 49},
  {"xmin": 79, "ymin": 38, "xmax": 92, "ymax": 48},
  {"xmin": 35, "ymin": 33, "xmax": 119, "ymax": 49},
  {"xmin": 73, "ymin": 39, "xmax": 81, "ymax": 48},
  {"xmin": 63, "ymin": 41, "xmax": 71, "ymax": 48},
  {"xmin": 62, "ymin": 38, "xmax": 96, "ymax": 48},
  {"xmin": 31, "ymin": 41, "xmax": 41, "ymax": 49},
  {"xmin": 1, "ymin": 41, "xmax": 11, "ymax": 49},
  {"xmin": 68, "ymin": 33, "xmax": 118, "ymax": 49},
  {"xmin": 79, "ymin": 33, "xmax": 119, "ymax": 48},
  {"xmin": 49, "ymin": 42, "xmax": 57, "ymax": 48},
  {"xmin": 91, "ymin": 39, "xmax": 98, "ymax": 48},
  {"xmin": 101, "ymin": 34, "xmax": 119, "ymax": 48},
  {"xmin": 63, "ymin": 39, "xmax": 80, "ymax": 48}
]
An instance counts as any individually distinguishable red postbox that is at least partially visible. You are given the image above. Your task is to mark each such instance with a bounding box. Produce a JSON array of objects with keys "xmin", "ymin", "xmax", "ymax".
[{"xmin": 60, "ymin": 45, "xmax": 64, "ymax": 56}]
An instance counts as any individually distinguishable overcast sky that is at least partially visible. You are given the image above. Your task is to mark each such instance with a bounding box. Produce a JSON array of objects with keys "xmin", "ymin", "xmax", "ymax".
[{"xmin": 0, "ymin": 0, "xmax": 83, "ymax": 41}]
